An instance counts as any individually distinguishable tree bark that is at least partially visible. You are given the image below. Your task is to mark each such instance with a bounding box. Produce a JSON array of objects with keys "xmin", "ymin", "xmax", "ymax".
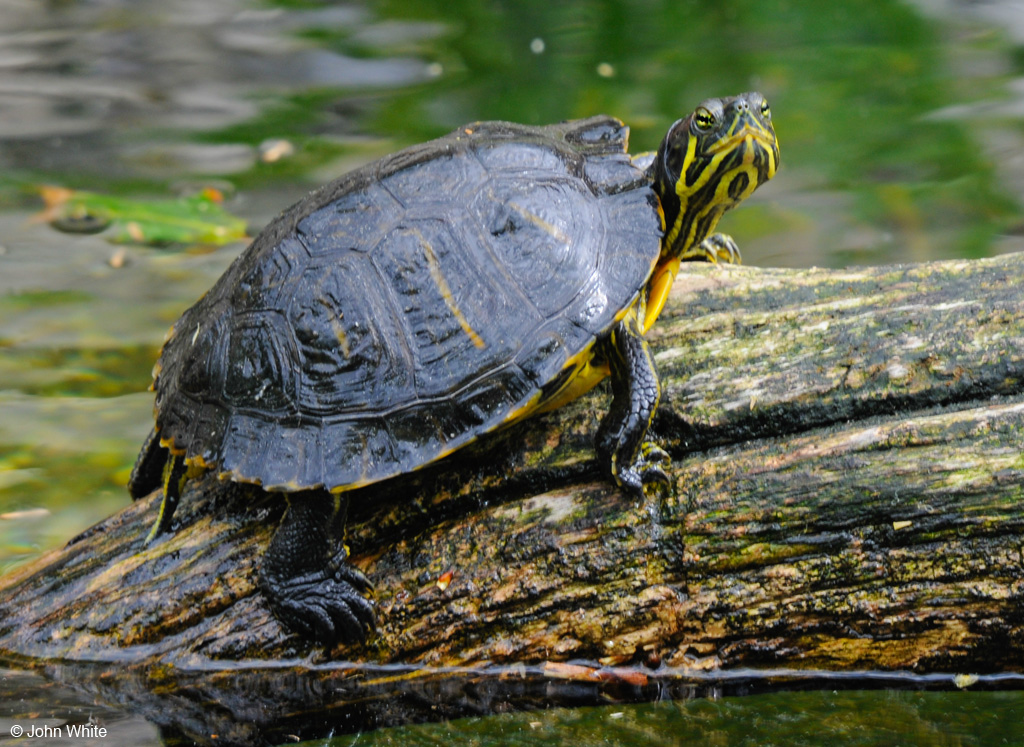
[{"xmin": 1, "ymin": 253, "xmax": 1023, "ymax": 740}]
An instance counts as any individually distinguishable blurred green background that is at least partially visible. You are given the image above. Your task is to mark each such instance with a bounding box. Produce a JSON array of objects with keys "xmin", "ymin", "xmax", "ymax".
[{"xmin": 1, "ymin": 0, "xmax": 1023, "ymax": 600}]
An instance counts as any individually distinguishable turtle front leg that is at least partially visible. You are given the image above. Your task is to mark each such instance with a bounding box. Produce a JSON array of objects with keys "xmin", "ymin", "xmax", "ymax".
[
  {"xmin": 260, "ymin": 490, "xmax": 375, "ymax": 646},
  {"xmin": 596, "ymin": 315, "xmax": 671, "ymax": 496}
]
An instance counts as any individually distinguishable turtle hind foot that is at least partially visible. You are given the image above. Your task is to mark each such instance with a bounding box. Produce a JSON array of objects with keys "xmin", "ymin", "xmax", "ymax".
[
  {"xmin": 261, "ymin": 563, "xmax": 376, "ymax": 646},
  {"xmin": 260, "ymin": 492, "xmax": 376, "ymax": 646}
]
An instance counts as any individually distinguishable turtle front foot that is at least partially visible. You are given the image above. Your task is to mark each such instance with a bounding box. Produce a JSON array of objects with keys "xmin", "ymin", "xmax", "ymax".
[
  {"xmin": 261, "ymin": 562, "xmax": 376, "ymax": 646},
  {"xmin": 638, "ymin": 441, "xmax": 672, "ymax": 483},
  {"xmin": 682, "ymin": 232, "xmax": 742, "ymax": 265},
  {"xmin": 614, "ymin": 441, "xmax": 672, "ymax": 497}
]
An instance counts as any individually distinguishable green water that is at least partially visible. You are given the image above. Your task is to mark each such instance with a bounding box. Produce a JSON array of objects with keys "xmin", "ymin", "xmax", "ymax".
[
  {"xmin": 340, "ymin": 690, "xmax": 1024, "ymax": 746},
  {"xmin": 1, "ymin": 0, "xmax": 1023, "ymax": 743}
]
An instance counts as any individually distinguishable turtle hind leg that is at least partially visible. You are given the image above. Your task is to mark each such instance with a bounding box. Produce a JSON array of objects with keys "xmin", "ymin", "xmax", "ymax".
[
  {"xmin": 144, "ymin": 453, "xmax": 187, "ymax": 544},
  {"xmin": 259, "ymin": 490, "xmax": 375, "ymax": 646}
]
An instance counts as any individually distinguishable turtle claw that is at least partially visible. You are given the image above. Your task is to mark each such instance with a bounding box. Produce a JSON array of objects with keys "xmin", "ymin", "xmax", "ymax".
[
  {"xmin": 265, "ymin": 566, "xmax": 376, "ymax": 646},
  {"xmin": 639, "ymin": 441, "xmax": 671, "ymax": 466},
  {"xmin": 260, "ymin": 493, "xmax": 377, "ymax": 647},
  {"xmin": 614, "ymin": 442, "xmax": 672, "ymax": 498},
  {"xmin": 682, "ymin": 232, "xmax": 742, "ymax": 265},
  {"xmin": 614, "ymin": 466, "xmax": 646, "ymax": 498},
  {"xmin": 637, "ymin": 441, "xmax": 672, "ymax": 485}
]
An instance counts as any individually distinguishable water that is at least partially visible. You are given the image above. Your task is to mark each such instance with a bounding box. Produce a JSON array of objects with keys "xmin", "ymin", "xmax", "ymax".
[
  {"xmin": 344, "ymin": 689, "xmax": 1024, "ymax": 746},
  {"xmin": 1, "ymin": 0, "xmax": 1023, "ymax": 744},
  {"xmin": 5, "ymin": 663, "xmax": 1024, "ymax": 746}
]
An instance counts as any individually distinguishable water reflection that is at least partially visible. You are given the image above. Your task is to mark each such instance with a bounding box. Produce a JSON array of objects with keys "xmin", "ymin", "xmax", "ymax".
[
  {"xmin": 361, "ymin": 688, "xmax": 1024, "ymax": 747},
  {"xmin": 3, "ymin": 660, "xmax": 1024, "ymax": 747},
  {"xmin": 0, "ymin": 1, "xmax": 434, "ymax": 179}
]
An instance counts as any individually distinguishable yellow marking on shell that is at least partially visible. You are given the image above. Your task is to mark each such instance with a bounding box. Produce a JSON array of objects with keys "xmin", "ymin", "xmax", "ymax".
[
  {"xmin": 511, "ymin": 203, "xmax": 570, "ymax": 245},
  {"xmin": 323, "ymin": 300, "xmax": 351, "ymax": 358},
  {"xmin": 156, "ymin": 435, "xmax": 213, "ymax": 477},
  {"xmin": 158, "ymin": 436, "xmax": 185, "ymax": 457},
  {"xmin": 330, "ymin": 477, "xmax": 373, "ymax": 494},
  {"xmin": 535, "ymin": 353, "xmax": 610, "ymax": 416},
  {"xmin": 334, "ymin": 321, "xmax": 351, "ymax": 357},
  {"xmin": 417, "ymin": 233, "xmax": 486, "ymax": 349}
]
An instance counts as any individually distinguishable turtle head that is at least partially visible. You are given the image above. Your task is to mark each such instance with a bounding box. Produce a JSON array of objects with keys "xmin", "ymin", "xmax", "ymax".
[{"xmin": 652, "ymin": 91, "xmax": 779, "ymax": 261}]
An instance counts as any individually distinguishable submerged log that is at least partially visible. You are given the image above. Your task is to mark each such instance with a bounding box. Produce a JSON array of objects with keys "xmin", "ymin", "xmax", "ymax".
[{"xmin": 2, "ymin": 252, "xmax": 1024, "ymax": 739}]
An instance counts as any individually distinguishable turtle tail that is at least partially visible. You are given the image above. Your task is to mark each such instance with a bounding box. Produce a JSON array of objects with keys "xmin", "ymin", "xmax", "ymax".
[
  {"xmin": 129, "ymin": 427, "xmax": 189, "ymax": 544},
  {"xmin": 145, "ymin": 453, "xmax": 187, "ymax": 545},
  {"xmin": 128, "ymin": 427, "xmax": 165, "ymax": 500}
]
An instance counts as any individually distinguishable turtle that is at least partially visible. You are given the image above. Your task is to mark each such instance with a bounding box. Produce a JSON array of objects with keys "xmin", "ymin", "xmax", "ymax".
[{"xmin": 128, "ymin": 91, "xmax": 779, "ymax": 646}]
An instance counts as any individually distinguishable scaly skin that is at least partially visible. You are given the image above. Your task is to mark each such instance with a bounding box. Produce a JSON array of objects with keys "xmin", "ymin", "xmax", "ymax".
[
  {"xmin": 259, "ymin": 492, "xmax": 375, "ymax": 645},
  {"xmin": 600, "ymin": 92, "xmax": 778, "ymax": 495},
  {"xmin": 595, "ymin": 312, "xmax": 671, "ymax": 495}
]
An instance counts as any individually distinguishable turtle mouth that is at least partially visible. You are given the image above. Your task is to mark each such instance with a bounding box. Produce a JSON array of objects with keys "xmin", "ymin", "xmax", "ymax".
[{"xmin": 706, "ymin": 122, "xmax": 776, "ymax": 155}]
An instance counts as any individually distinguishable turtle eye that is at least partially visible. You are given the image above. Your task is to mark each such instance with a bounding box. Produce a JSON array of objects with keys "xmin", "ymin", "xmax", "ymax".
[
  {"xmin": 760, "ymin": 100, "xmax": 772, "ymax": 120},
  {"xmin": 693, "ymin": 106, "xmax": 715, "ymax": 132}
]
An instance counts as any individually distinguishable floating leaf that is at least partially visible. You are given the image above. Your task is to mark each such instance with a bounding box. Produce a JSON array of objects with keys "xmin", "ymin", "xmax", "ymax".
[
  {"xmin": 436, "ymin": 569, "xmax": 454, "ymax": 591},
  {"xmin": 37, "ymin": 186, "xmax": 249, "ymax": 247},
  {"xmin": 954, "ymin": 673, "xmax": 979, "ymax": 689}
]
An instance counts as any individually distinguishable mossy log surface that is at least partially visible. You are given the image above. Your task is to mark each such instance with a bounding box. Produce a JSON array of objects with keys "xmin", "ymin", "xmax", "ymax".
[{"xmin": 2, "ymin": 253, "xmax": 1024, "ymax": 742}]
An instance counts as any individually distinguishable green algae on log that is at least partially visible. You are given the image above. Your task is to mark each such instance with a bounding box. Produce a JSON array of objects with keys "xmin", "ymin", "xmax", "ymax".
[{"xmin": 2, "ymin": 254, "xmax": 1024, "ymax": 674}]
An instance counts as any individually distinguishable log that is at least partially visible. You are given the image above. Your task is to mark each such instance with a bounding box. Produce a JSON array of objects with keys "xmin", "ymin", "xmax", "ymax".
[{"xmin": 2, "ymin": 253, "xmax": 1024, "ymax": 742}]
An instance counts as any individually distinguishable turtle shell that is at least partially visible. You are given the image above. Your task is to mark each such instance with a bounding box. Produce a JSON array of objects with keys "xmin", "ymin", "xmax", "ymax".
[{"xmin": 152, "ymin": 116, "xmax": 663, "ymax": 492}]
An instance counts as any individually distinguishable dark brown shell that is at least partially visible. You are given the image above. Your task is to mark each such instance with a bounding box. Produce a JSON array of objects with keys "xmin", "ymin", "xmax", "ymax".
[{"xmin": 152, "ymin": 116, "xmax": 662, "ymax": 491}]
